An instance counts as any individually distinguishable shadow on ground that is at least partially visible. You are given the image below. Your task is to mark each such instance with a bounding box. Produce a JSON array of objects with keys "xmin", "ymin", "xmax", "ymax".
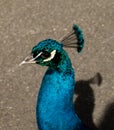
[
  {"xmin": 99, "ymin": 102, "xmax": 114, "ymax": 130},
  {"xmin": 74, "ymin": 73, "xmax": 114, "ymax": 130},
  {"xmin": 74, "ymin": 73, "xmax": 100, "ymax": 130}
]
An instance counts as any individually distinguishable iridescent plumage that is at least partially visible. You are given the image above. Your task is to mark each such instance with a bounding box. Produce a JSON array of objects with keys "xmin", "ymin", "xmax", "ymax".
[{"xmin": 21, "ymin": 24, "xmax": 90, "ymax": 130}]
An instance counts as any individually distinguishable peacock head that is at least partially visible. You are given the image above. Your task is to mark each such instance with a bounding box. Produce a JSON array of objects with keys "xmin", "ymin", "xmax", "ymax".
[
  {"xmin": 20, "ymin": 39, "xmax": 63, "ymax": 67},
  {"xmin": 20, "ymin": 24, "xmax": 84, "ymax": 67}
]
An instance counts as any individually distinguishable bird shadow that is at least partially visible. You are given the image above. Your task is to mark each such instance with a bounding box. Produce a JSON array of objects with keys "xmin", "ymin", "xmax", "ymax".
[
  {"xmin": 99, "ymin": 102, "xmax": 114, "ymax": 130},
  {"xmin": 74, "ymin": 73, "xmax": 102, "ymax": 130}
]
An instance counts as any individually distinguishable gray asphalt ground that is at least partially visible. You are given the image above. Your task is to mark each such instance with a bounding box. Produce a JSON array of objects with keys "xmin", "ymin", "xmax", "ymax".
[{"xmin": 0, "ymin": 0, "xmax": 114, "ymax": 130}]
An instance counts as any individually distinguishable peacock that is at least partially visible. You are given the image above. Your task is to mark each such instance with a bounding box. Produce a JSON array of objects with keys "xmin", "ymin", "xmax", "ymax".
[{"xmin": 20, "ymin": 24, "xmax": 91, "ymax": 130}]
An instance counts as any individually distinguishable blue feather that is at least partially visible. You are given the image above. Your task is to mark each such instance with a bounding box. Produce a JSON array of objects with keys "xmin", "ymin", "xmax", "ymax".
[{"xmin": 73, "ymin": 24, "xmax": 84, "ymax": 53}]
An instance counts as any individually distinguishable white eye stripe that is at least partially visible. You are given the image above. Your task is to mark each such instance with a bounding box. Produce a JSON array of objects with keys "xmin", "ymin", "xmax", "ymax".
[
  {"xmin": 32, "ymin": 52, "xmax": 43, "ymax": 61},
  {"xmin": 43, "ymin": 50, "xmax": 56, "ymax": 62}
]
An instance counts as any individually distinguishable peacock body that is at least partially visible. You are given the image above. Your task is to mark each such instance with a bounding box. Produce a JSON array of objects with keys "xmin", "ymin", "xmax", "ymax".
[{"xmin": 20, "ymin": 25, "xmax": 91, "ymax": 130}]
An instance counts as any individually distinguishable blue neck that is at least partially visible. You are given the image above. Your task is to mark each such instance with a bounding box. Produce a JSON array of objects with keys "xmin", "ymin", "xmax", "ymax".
[
  {"xmin": 38, "ymin": 50, "xmax": 75, "ymax": 108},
  {"xmin": 36, "ymin": 50, "xmax": 91, "ymax": 130}
]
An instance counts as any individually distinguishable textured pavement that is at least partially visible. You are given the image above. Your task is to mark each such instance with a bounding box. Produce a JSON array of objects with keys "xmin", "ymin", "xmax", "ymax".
[{"xmin": 0, "ymin": 0, "xmax": 114, "ymax": 130}]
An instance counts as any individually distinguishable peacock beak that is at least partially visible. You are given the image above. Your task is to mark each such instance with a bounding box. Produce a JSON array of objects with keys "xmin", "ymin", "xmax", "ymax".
[{"xmin": 19, "ymin": 54, "xmax": 36, "ymax": 66}]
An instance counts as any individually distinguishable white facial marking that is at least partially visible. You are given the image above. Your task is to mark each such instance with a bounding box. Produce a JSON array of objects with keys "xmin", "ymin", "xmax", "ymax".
[
  {"xmin": 32, "ymin": 52, "xmax": 42, "ymax": 61},
  {"xmin": 43, "ymin": 50, "xmax": 56, "ymax": 62}
]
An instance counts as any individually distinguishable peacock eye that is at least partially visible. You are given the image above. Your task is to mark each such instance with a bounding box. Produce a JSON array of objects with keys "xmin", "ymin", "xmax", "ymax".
[
  {"xmin": 40, "ymin": 51, "xmax": 51, "ymax": 59},
  {"xmin": 32, "ymin": 52, "xmax": 38, "ymax": 58}
]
